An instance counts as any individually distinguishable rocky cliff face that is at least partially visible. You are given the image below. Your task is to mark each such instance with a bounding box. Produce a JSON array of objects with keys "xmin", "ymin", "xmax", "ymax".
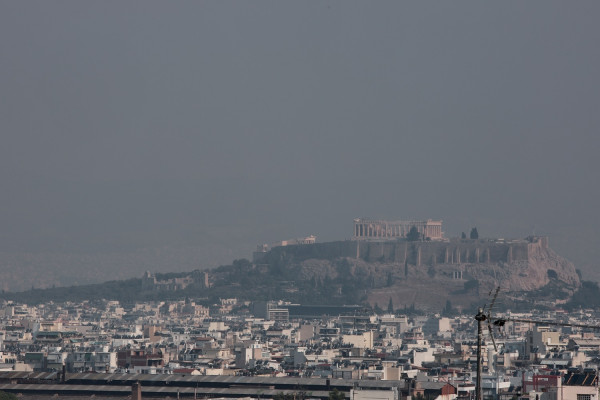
[
  {"xmin": 4, "ymin": 237, "xmax": 580, "ymax": 307},
  {"xmin": 290, "ymin": 238, "xmax": 581, "ymax": 311},
  {"xmin": 463, "ymin": 244, "xmax": 580, "ymax": 292}
]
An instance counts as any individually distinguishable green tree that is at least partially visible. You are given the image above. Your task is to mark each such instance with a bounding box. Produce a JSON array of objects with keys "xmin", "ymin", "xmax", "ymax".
[
  {"xmin": 0, "ymin": 392, "xmax": 18, "ymax": 400},
  {"xmin": 329, "ymin": 389, "xmax": 346, "ymax": 400},
  {"xmin": 442, "ymin": 299, "xmax": 455, "ymax": 316},
  {"xmin": 387, "ymin": 297, "xmax": 394, "ymax": 314},
  {"xmin": 470, "ymin": 227, "xmax": 479, "ymax": 239},
  {"xmin": 274, "ymin": 391, "xmax": 310, "ymax": 400},
  {"xmin": 461, "ymin": 232, "xmax": 466, "ymax": 239},
  {"xmin": 386, "ymin": 272, "xmax": 393, "ymax": 287},
  {"xmin": 407, "ymin": 226, "xmax": 420, "ymax": 241},
  {"xmin": 373, "ymin": 303, "xmax": 383, "ymax": 314},
  {"xmin": 274, "ymin": 393, "xmax": 294, "ymax": 400},
  {"xmin": 567, "ymin": 281, "xmax": 600, "ymax": 310}
]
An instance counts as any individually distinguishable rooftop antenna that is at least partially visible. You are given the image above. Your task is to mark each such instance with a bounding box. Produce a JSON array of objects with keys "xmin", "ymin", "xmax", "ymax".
[
  {"xmin": 476, "ymin": 290, "xmax": 600, "ymax": 400},
  {"xmin": 475, "ymin": 286, "xmax": 500, "ymax": 400},
  {"xmin": 493, "ymin": 316, "xmax": 600, "ymax": 331}
]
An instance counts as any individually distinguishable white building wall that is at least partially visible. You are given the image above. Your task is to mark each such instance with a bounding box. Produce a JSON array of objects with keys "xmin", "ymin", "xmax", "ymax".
[{"xmin": 351, "ymin": 388, "xmax": 398, "ymax": 400}]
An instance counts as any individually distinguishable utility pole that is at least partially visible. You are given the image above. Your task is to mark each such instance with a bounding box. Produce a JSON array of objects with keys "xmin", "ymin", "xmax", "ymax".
[{"xmin": 475, "ymin": 308, "xmax": 487, "ymax": 400}]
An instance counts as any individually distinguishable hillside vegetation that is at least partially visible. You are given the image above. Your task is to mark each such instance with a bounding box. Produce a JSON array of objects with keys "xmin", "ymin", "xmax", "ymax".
[{"xmin": 2, "ymin": 239, "xmax": 584, "ymax": 311}]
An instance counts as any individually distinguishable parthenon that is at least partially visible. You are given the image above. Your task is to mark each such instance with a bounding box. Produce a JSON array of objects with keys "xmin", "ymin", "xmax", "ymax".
[{"xmin": 353, "ymin": 218, "xmax": 444, "ymax": 240}]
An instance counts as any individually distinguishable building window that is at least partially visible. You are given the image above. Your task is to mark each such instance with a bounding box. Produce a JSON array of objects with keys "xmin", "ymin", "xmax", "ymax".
[{"xmin": 577, "ymin": 394, "xmax": 592, "ymax": 400}]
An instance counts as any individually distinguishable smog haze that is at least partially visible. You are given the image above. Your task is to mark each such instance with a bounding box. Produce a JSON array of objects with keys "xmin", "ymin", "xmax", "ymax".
[{"xmin": 1, "ymin": 1, "xmax": 599, "ymax": 289}]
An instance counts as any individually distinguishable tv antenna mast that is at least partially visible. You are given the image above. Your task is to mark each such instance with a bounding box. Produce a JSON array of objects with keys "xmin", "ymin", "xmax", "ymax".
[
  {"xmin": 474, "ymin": 287, "xmax": 600, "ymax": 400},
  {"xmin": 475, "ymin": 287, "xmax": 500, "ymax": 400}
]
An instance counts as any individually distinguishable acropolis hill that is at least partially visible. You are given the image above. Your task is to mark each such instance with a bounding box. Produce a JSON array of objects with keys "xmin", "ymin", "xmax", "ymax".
[
  {"xmin": 2, "ymin": 221, "xmax": 581, "ymax": 310},
  {"xmin": 252, "ymin": 219, "xmax": 581, "ymax": 310},
  {"xmin": 267, "ymin": 235, "xmax": 576, "ymax": 281}
]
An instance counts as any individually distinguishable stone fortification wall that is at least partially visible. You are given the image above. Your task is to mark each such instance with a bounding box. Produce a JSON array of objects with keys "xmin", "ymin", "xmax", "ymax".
[
  {"xmin": 260, "ymin": 237, "xmax": 549, "ymax": 267},
  {"xmin": 527, "ymin": 236, "xmax": 549, "ymax": 257},
  {"xmin": 257, "ymin": 236, "xmax": 577, "ymax": 295},
  {"xmin": 355, "ymin": 238, "xmax": 542, "ymax": 265}
]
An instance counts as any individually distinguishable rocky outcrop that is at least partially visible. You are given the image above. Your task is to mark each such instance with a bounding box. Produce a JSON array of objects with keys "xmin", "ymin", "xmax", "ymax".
[
  {"xmin": 288, "ymin": 237, "xmax": 580, "ymax": 310},
  {"xmin": 458, "ymin": 244, "xmax": 580, "ymax": 292}
]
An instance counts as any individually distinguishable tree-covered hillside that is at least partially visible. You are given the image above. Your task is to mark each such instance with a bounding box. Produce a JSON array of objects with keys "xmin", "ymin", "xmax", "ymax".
[{"xmin": 2, "ymin": 243, "xmax": 589, "ymax": 311}]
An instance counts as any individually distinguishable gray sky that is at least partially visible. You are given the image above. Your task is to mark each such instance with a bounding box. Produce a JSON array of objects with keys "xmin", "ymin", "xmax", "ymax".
[{"xmin": 1, "ymin": 1, "xmax": 599, "ymax": 288}]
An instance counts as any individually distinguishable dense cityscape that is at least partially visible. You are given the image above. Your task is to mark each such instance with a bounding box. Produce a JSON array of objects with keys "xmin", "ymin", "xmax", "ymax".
[
  {"xmin": 1, "ymin": 273, "xmax": 600, "ymax": 400},
  {"xmin": 0, "ymin": 221, "xmax": 598, "ymax": 400},
  {"xmin": 3, "ymin": 2, "xmax": 599, "ymax": 400}
]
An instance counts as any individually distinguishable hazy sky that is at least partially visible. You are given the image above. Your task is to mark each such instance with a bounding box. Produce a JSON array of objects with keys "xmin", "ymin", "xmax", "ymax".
[{"xmin": 2, "ymin": 1, "xmax": 599, "ymax": 286}]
